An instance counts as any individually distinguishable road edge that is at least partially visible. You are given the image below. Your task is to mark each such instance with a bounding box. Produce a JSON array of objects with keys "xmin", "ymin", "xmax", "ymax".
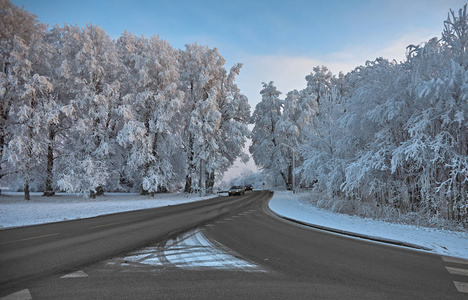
[{"xmin": 264, "ymin": 194, "xmax": 432, "ymax": 252}]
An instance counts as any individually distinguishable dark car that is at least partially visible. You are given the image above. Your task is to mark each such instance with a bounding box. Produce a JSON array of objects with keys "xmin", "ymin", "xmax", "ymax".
[
  {"xmin": 228, "ymin": 185, "xmax": 245, "ymax": 196},
  {"xmin": 244, "ymin": 184, "xmax": 253, "ymax": 191}
]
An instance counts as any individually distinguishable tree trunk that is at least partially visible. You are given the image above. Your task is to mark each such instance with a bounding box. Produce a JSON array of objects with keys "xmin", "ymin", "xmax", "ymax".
[
  {"xmin": 205, "ymin": 171, "xmax": 215, "ymax": 192},
  {"xmin": 0, "ymin": 132, "xmax": 4, "ymax": 180},
  {"xmin": 43, "ymin": 127, "xmax": 55, "ymax": 196},
  {"xmin": 184, "ymin": 136, "xmax": 194, "ymax": 193},
  {"xmin": 89, "ymin": 186, "xmax": 104, "ymax": 199},
  {"xmin": 279, "ymin": 170, "xmax": 288, "ymax": 187},
  {"xmin": 24, "ymin": 178, "xmax": 30, "ymax": 201},
  {"xmin": 184, "ymin": 174, "xmax": 192, "ymax": 193},
  {"xmin": 198, "ymin": 160, "xmax": 204, "ymax": 194}
]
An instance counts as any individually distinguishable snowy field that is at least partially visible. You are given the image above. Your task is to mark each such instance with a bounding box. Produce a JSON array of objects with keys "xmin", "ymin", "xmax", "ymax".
[
  {"xmin": 269, "ymin": 191, "xmax": 468, "ymax": 260},
  {"xmin": 1, "ymin": 190, "xmax": 467, "ymax": 260},
  {"xmin": 0, "ymin": 192, "xmax": 220, "ymax": 229}
]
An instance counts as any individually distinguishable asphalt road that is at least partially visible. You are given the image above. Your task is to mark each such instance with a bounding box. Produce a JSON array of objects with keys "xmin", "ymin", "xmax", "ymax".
[{"xmin": 0, "ymin": 191, "xmax": 466, "ymax": 299}]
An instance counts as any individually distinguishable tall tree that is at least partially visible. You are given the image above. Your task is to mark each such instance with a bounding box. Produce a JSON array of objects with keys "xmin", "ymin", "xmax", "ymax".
[
  {"xmin": 206, "ymin": 63, "xmax": 250, "ymax": 190},
  {"xmin": 3, "ymin": 15, "xmax": 52, "ymax": 200},
  {"xmin": 250, "ymin": 82, "xmax": 289, "ymax": 184},
  {"xmin": 0, "ymin": 0, "xmax": 46, "ymax": 185},
  {"xmin": 179, "ymin": 44, "xmax": 224, "ymax": 193},
  {"xmin": 56, "ymin": 24, "xmax": 122, "ymax": 198},
  {"xmin": 117, "ymin": 33, "xmax": 184, "ymax": 194}
]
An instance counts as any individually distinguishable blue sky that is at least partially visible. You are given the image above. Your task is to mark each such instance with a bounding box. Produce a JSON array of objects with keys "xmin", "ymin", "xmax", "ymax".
[
  {"xmin": 12, "ymin": 0, "xmax": 468, "ymax": 179},
  {"xmin": 12, "ymin": 0, "xmax": 467, "ymax": 103}
]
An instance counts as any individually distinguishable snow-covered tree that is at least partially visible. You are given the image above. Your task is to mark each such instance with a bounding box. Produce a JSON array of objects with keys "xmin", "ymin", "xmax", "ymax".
[
  {"xmin": 300, "ymin": 84, "xmax": 347, "ymax": 196},
  {"xmin": 5, "ymin": 36, "xmax": 53, "ymax": 200},
  {"xmin": 208, "ymin": 63, "xmax": 250, "ymax": 189},
  {"xmin": 179, "ymin": 44, "xmax": 250, "ymax": 193},
  {"xmin": 0, "ymin": 1, "xmax": 252, "ymax": 198},
  {"xmin": 56, "ymin": 24, "xmax": 122, "ymax": 198},
  {"xmin": 305, "ymin": 65, "xmax": 333, "ymax": 105},
  {"xmin": 253, "ymin": 4, "xmax": 467, "ymax": 226},
  {"xmin": 0, "ymin": 0, "xmax": 47, "ymax": 188},
  {"xmin": 179, "ymin": 44, "xmax": 221, "ymax": 192},
  {"xmin": 1, "ymin": 1, "xmax": 52, "ymax": 199},
  {"xmin": 250, "ymin": 82, "xmax": 291, "ymax": 185},
  {"xmin": 116, "ymin": 32, "xmax": 183, "ymax": 194},
  {"xmin": 339, "ymin": 58, "xmax": 406, "ymax": 204}
]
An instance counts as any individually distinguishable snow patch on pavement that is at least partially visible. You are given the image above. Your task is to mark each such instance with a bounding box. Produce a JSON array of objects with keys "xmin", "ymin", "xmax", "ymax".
[
  {"xmin": 269, "ymin": 191, "xmax": 468, "ymax": 260},
  {"xmin": 107, "ymin": 229, "xmax": 265, "ymax": 272},
  {"xmin": 0, "ymin": 192, "xmax": 218, "ymax": 229}
]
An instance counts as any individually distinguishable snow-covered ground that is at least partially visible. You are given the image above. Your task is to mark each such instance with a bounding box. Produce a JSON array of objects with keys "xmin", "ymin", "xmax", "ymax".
[
  {"xmin": 2, "ymin": 190, "xmax": 467, "ymax": 260},
  {"xmin": 269, "ymin": 191, "xmax": 468, "ymax": 260},
  {"xmin": 0, "ymin": 192, "xmax": 220, "ymax": 229}
]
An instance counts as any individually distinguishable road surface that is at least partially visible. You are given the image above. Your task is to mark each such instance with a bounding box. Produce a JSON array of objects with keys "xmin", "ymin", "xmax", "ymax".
[{"xmin": 0, "ymin": 191, "xmax": 466, "ymax": 299}]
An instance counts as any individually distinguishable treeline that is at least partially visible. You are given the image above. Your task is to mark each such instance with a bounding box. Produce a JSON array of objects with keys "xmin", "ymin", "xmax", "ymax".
[
  {"xmin": 250, "ymin": 5, "xmax": 468, "ymax": 225},
  {"xmin": 0, "ymin": 1, "xmax": 251, "ymax": 199}
]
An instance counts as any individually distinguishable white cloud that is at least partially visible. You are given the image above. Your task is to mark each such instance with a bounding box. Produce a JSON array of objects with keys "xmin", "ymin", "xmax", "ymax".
[{"xmin": 235, "ymin": 28, "xmax": 440, "ymax": 109}]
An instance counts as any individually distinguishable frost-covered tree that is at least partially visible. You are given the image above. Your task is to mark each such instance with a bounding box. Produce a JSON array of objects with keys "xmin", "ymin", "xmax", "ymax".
[
  {"xmin": 395, "ymin": 5, "xmax": 468, "ymax": 220},
  {"xmin": 1, "ymin": 1, "xmax": 52, "ymax": 199},
  {"xmin": 300, "ymin": 84, "xmax": 347, "ymax": 196},
  {"xmin": 250, "ymin": 82, "xmax": 290, "ymax": 184},
  {"xmin": 5, "ymin": 34, "xmax": 53, "ymax": 200},
  {"xmin": 116, "ymin": 32, "xmax": 183, "ymax": 194},
  {"xmin": 275, "ymin": 90, "xmax": 301, "ymax": 186},
  {"xmin": 305, "ymin": 65, "xmax": 333, "ymax": 105},
  {"xmin": 247, "ymin": 5, "xmax": 468, "ymax": 226},
  {"xmin": 35, "ymin": 25, "xmax": 79, "ymax": 196},
  {"xmin": 56, "ymin": 24, "xmax": 122, "ymax": 198},
  {"xmin": 340, "ymin": 58, "xmax": 407, "ymax": 204},
  {"xmin": 179, "ymin": 44, "xmax": 222, "ymax": 192},
  {"xmin": 207, "ymin": 63, "xmax": 250, "ymax": 190},
  {"xmin": 0, "ymin": 1, "xmax": 253, "ymax": 198},
  {"xmin": 0, "ymin": 0, "xmax": 46, "ymax": 185},
  {"xmin": 179, "ymin": 44, "xmax": 250, "ymax": 193}
]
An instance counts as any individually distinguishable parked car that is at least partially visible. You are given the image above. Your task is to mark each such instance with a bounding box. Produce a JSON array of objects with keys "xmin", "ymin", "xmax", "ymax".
[
  {"xmin": 228, "ymin": 185, "xmax": 245, "ymax": 196},
  {"xmin": 244, "ymin": 184, "xmax": 253, "ymax": 191}
]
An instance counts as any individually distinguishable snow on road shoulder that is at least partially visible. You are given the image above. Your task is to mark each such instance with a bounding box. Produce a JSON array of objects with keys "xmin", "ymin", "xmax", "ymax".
[
  {"xmin": 0, "ymin": 192, "xmax": 219, "ymax": 229},
  {"xmin": 269, "ymin": 191, "xmax": 468, "ymax": 260}
]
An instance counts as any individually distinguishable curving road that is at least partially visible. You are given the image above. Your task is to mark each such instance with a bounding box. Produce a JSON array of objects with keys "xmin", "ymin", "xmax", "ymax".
[{"xmin": 0, "ymin": 191, "xmax": 466, "ymax": 299}]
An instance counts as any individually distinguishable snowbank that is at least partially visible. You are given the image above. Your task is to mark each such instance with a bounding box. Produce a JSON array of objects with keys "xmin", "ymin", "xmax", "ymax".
[
  {"xmin": 269, "ymin": 191, "xmax": 468, "ymax": 259},
  {"xmin": 0, "ymin": 192, "xmax": 219, "ymax": 229}
]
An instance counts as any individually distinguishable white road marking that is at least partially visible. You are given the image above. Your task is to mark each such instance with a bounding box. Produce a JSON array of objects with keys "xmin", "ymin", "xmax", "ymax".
[
  {"xmin": 88, "ymin": 218, "xmax": 145, "ymax": 229},
  {"xmin": 446, "ymin": 266, "xmax": 468, "ymax": 277},
  {"xmin": 442, "ymin": 256, "xmax": 468, "ymax": 265},
  {"xmin": 0, "ymin": 289, "xmax": 32, "ymax": 300},
  {"xmin": 0, "ymin": 233, "xmax": 60, "ymax": 245},
  {"xmin": 453, "ymin": 281, "xmax": 468, "ymax": 293},
  {"xmin": 60, "ymin": 270, "xmax": 88, "ymax": 278}
]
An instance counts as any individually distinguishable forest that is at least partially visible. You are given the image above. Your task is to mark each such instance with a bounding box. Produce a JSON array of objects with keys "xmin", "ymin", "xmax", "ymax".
[
  {"xmin": 0, "ymin": 0, "xmax": 250, "ymax": 199},
  {"xmin": 250, "ymin": 5, "xmax": 468, "ymax": 226}
]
